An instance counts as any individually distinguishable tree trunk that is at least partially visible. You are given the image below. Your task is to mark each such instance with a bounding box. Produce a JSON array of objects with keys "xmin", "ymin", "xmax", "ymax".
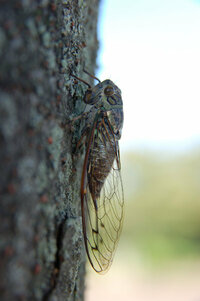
[{"xmin": 0, "ymin": 1, "xmax": 100, "ymax": 300}]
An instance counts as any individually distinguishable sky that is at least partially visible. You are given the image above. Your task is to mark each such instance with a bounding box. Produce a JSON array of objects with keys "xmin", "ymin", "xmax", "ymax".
[{"xmin": 96, "ymin": 0, "xmax": 200, "ymax": 152}]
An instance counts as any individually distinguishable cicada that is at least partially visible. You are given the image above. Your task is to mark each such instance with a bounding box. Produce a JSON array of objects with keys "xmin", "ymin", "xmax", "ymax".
[{"xmin": 72, "ymin": 70, "xmax": 124, "ymax": 274}]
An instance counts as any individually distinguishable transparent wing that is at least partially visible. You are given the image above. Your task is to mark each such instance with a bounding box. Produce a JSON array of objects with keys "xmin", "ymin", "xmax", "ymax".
[{"xmin": 81, "ymin": 119, "xmax": 124, "ymax": 274}]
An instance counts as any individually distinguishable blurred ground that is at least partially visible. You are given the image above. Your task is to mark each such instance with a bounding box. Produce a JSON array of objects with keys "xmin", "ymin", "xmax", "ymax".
[{"xmin": 86, "ymin": 259, "xmax": 200, "ymax": 301}]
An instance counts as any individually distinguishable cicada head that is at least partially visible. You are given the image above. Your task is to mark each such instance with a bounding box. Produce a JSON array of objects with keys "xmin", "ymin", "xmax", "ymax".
[
  {"xmin": 101, "ymin": 80, "xmax": 124, "ymax": 140},
  {"xmin": 84, "ymin": 79, "xmax": 123, "ymax": 139},
  {"xmin": 84, "ymin": 80, "xmax": 122, "ymax": 107},
  {"xmin": 101, "ymin": 79, "xmax": 122, "ymax": 108}
]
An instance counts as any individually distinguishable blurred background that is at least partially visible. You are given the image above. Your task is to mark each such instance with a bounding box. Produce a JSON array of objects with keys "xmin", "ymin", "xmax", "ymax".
[{"xmin": 86, "ymin": 0, "xmax": 200, "ymax": 300}]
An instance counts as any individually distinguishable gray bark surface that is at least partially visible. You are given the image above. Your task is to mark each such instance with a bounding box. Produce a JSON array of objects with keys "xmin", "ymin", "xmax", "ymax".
[{"xmin": 0, "ymin": 0, "xmax": 99, "ymax": 300}]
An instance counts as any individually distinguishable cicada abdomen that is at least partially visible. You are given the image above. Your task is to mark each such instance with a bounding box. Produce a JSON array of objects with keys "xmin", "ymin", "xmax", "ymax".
[{"xmin": 72, "ymin": 72, "xmax": 124, "ymax": 273}]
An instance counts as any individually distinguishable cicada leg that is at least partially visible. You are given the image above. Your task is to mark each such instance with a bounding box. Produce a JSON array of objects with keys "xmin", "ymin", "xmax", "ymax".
[
  {"xmin": 70, "ymin": 69, "xmax": 101, "ymax": 104},
  {"xmin": 70, "ymin": 72, "xmax": 91, "ymax": 89},
  {"xmin": 83, "ymin": 69, "xmax": 101, "ymax": 83},
  {"xmin": 70, "ymin": 71, "xmax": 94, "ymax": 105}
]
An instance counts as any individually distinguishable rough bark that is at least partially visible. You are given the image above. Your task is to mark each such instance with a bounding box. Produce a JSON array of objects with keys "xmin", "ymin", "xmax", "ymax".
[{"xmin": 0, "ymin": 0, "xmax": 99, "ymax": 300}]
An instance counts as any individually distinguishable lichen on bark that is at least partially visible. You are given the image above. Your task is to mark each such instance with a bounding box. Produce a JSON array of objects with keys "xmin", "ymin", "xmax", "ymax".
[{"xmin": 0, "ymin": 0, "xmax": 100, "ymax": 300}]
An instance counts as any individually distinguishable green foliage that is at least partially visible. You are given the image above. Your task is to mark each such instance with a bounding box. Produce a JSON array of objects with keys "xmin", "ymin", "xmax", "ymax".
[{"xmin": 121, "ymin": 148, "xmax": 200, "ymax": 265}]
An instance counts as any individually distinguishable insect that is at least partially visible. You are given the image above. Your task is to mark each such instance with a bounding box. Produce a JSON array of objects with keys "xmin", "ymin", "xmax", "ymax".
[{"xmin": 71, "ymin": 70, "xmax": 124, "ymax": 274}]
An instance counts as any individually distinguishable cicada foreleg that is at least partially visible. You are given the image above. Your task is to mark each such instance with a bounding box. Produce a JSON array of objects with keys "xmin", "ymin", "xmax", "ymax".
[
  {"xmin": 83, "ymin": 69, "xmax": 101, "ymax": 83},
  {"xmin": 70, "ymin": 72, "xmax": 92, "ymax": 89}
]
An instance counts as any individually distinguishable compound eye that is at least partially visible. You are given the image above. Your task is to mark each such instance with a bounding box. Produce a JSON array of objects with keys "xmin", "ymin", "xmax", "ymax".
[{"xmin": 104, "ymin": 85, "xmax": 114, "ymax": 96}]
